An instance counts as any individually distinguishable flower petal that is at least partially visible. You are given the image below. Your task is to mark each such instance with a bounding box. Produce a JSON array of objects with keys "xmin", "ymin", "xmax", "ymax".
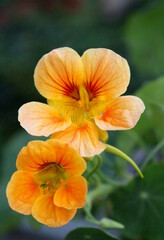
[
  {"xmin": 46, "ymin": 139, "xmax": 86, "ymax": 176},
  {"xmin": 94, "ymin": 96, "xmax": 145, "ymax": 130},
  {"xmin": 82, "ymin": 48, "xmax": 130, "ymax": 101},
  {"xmin": 31, "ymin": 194, "xmax": 77, "ymax": 227},
  {"xmin": 54, "ymin": 176, "xmax": 87, "ymax": 210},
  {"xmin": 18, "ymin": 102, "xmax": 71, "ymax": 137},
  {"xmin": 51, "ymin": 121, "xmax": 106, "ymax": 157},
  {"xmin": 16, "ymin": 140, "xmax": 86, "ymax": 177},
  {"xmin": 34, "ymin": 47, "xmax": 84, "ymax": 100},
  {"xmin": 6, "ymin": 171, "xmax": 40, "ymax": 215},
  {"xmin": 16, "ymin": 140, "xmax": 57, "ymax": 172}
]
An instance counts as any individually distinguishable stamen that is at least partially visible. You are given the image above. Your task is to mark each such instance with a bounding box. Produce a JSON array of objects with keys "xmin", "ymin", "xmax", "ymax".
[
  {"xmin": 36, "ymin": 163, "xmax": 68, "ymax": 194},
  {"xmin": 79, "ymin": 85, "xmax": 90, "ymax": 111}
]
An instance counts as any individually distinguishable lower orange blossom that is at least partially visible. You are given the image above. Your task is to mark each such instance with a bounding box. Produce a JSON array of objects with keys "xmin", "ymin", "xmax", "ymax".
[
  {"xmin": 18, "ymin": 47, "xmax": 145, "ymax": 157},
  {"xmin": 6, "ymin": 139, "xmax": 87, "ymax": 227}
]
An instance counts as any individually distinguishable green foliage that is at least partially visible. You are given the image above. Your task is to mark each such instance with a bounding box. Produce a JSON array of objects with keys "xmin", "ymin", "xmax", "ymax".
[
  {"xmin": 65, "ymin": 227, "xmax": 118, "ymax": 240},
  {"xmin": 125, "ymin": 2, "xmax": 164, "ymax": 79},
  {"xmin": 110, "ymin": 163, "xmax": 164, "ymax": 240},
  {"xmin": 149, "ymin": 102, "xmax": 164, "ymax": 137},
  {"xmin": 136, "ymin": 76, "xmax": 164, "ymax": 137}
]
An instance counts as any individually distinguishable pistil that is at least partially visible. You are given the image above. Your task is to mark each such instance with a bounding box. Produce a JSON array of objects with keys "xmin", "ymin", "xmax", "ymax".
[{"xmin": 35, "ymin": 163, "xmax": 68, "ymax": 194}]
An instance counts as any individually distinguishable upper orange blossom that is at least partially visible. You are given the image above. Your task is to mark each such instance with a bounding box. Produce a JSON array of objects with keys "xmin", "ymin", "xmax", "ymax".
[{"xmin": 18, "ymin": 47, "xmax": 145, "ymax": 157}]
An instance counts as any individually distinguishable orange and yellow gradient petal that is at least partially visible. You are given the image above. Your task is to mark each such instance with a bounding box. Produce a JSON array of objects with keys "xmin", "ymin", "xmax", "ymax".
[
  {"xmin": 82, "ymin": 48, "xmax": 130, "ymax": 102},
  {"xmin": 18, "ymin": 102, "xmax": 71, "ymax": 137},
  {"xmin": 51, "ymin": 121, "xmax": 106, "ymax": 157},
  {"xmin": 54, "ymin": 176, "xmax": 87, "ymax": 209},
  {"xmin": 94, "ymin": 96, "xmax": 145, "ymax": 130},
  {"xmin": 34, "ymin": 47, "xmax": 84, "ymax": 100},
  {"xmin": 16, "ymin": 140, "xmax": 86, "ymax": 176},
  {"xmin": 31, "ymin": 194, "xmax": 77, "ymax": 228},
  {"xmin": 6, "ymin": 171, "xmax": 40, "ymax": 215}
]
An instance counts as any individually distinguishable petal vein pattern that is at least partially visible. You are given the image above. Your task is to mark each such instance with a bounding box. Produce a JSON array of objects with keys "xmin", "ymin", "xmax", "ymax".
[{"xmin": 18, "ymin": 102, "xmax": 71, "ymax": 137}]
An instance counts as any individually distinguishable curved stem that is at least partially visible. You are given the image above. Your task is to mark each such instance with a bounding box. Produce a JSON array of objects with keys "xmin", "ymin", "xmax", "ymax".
[
  {"xmin": 105, "ymin": 144, "xmax": 143, "ymax": 178},
  {"xmin": 86, "ymin": 155, "xmax": 102, "ymax": 180},
  {"xmin": 141, "ymin": 139, "xmax": 164, "ymax": 169},
  {"xmin": 84, "ymin": 206, "xmax": 99, "ymax": 225}
]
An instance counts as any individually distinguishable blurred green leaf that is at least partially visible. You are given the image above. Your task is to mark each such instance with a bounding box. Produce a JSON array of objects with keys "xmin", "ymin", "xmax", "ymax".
[
  {"xmin": 149, "ymin": 102, "xmax": 164, "ymax": 137},
  {"xmin": 110, "ymin": 163, "xmax": 164, "ymax": 240},
  {"xmin": 136, "ymin": 76, "xmax": 164, "ymax": 136},
  {"xmin": 65, "ymin": 227, "xmax": 118, "ymax": 240},
  {"xmin": 125, "ymin": 3, "xmax": 164, "ymax": 78}
]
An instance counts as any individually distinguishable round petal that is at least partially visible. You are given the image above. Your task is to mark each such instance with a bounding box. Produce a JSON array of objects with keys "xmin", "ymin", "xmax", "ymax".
[
  {"xmin": 51, "ymin": 121, "xmax": 106, "ymax": 157},
  {"xmin": 94, "ymin": 96, "xmax": 145, "ymax": 130},
  {"xmin": 18, "ymin": 102, "xmax": 71, "ymax": 137},
  {"xmin": 46, "ymin": 139, "xmax": 86, "ymax": 176},
  {"xmin": 82, "ymin": 48, "xmax": 130, "ymax": 101},
  {"xmin": 34, "ymin": 47, "xmax": 84, "ymax": 100},
  {"xmin": 6, "ymin": 171, "xmax": 40, "ymax": 215},
  {"xmin": 16, "ymin": 140, "xmax": 57, "ymax": 172},
  {"xmin": 54, "ymin": 176, "xmax": 87, "ymax": 209},
  {"xmin": 16, "ymin": 140, "xmax": 86, "ymax": 177},
  {"xmin": 31, "ymin": 194, "xmax": 77, "ymax": 227}
]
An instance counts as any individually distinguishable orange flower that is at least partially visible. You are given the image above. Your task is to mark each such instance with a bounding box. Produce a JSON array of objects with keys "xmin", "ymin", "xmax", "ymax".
[
  {"xmin": 18, "ymin": 48, "xmax": 145, "ymax": 157},
  {"xmin": 6, "ymin": 139, "xmax": 87, "ymax": 227}
]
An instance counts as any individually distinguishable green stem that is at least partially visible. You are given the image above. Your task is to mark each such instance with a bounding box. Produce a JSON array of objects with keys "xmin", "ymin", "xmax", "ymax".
[
  {"xmin": 86, "ymin": 155, "xmax": 102, "ymax": 180},
  {"xmin": 141, "ymin": 139, "xmax": 164, "ymax": 169},
  {"xmin": 83, "ymin": 206, "xmax": 99, "ymax": 225},
  {"xmin": 84, "ymin": 185, "xmax": 124, "ymax": 229},
  {"xmin": 105, "ymin": 144, "xmax": 143, "ymax": 178},
  {"xmin": 88, "ymin": 184, "xmax": 114, "ymax": 203}
]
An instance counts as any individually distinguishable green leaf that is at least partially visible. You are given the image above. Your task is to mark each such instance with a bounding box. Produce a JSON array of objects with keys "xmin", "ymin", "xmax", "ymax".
[
  {"xmin": 149, "ymin": 102, "xmax": 164, "ymax": 137},
  {"xmin": 125, "ymin": 3, "xmax": 164, "ymax": 78},
  {"xmin": 135, "ymin": 76, "xmax": 164, "ymax": 136},
  {"xmin": 65, "ymin": 228, "xmax": 118, "ymax": 240},
  {"xmin": 110, "ymin": 163, "xmax": 164, "ymax": 240}
]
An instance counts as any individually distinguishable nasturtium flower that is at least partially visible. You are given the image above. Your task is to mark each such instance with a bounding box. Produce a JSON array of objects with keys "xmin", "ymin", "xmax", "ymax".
[
  {"xmin": 18, "ymin": 47, "xmax": 145, "ymax": 157},
  {"xmin": 6, "ymin": 139, "xmax": 87, "ymax": 227}
]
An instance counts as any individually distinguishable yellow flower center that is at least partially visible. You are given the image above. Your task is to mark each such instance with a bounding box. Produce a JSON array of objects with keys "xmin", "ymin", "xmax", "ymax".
[
  {"xmin": 48, "ymin": 84, "xmax": 105, "ymax": 124},
  {"xmin": 35, "ymin": 163, "xmax": 69, "ymax": 194}
]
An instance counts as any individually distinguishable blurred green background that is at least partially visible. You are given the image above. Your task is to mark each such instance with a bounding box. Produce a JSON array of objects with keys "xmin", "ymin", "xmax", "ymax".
[{"xmin": 0, "ymin": 0, "xmax": 164, "ymax": 239}]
